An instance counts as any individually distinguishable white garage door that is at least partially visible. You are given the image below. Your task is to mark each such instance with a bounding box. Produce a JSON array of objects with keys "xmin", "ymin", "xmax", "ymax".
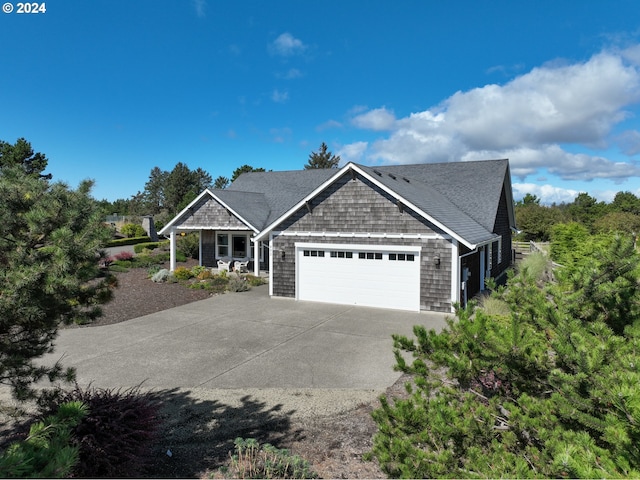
[{"xmin": 296, "ymin": 243, "xmax": 421, "ymax": 311}]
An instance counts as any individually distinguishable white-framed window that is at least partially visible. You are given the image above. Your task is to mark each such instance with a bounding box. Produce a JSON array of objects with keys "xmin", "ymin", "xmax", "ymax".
[
  {"xmin": 497, "ymin": 237, "xmax": 503, "ymax": 265},
  {"xmin": 487, "ymin": 242, "xmax": 493, "ymax": 271},
  {"xmin": 216, "ymin": 232, "xmax": 251, "ymax": 259}
]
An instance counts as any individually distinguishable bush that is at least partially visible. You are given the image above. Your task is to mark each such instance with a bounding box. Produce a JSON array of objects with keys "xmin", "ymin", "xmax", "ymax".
[
  {"xmin": 245, "ymin": 274, "xmax": 266, "ymax": 286},
  {"xmin": 173, "ymin": 266, "xmax": 193, "ymax": 281},
  {"xmin": 114, "ymin": 250, "xmax": 134, "ymax": 261},
  {"xmin": 0, "ymin": 401, "xmax": 87, "ymax": 479},
  {"xmin": 38, "ymin": 385, "xmax": 160, "ymax": 478},
  {"xmin": 105, "ymin": 236, "xmax": 151, "ymax": 247},
  {"xmin": 177, "ymin": 232, "xmax": 199, "ymax": 259},
  {"xmin": 134, "ymin": 242, "xmax": 161, "ymax": 254},
  {"xmin": 228, "ymin": 275, "xmax": 250, "ymax": 292},
  {"xmin": 220, "ymin": 437, "xmax": 317, "ymax": 479},
  {"xmin": 151, "ymin": 268, "xmax": 170, "ymax": 283},
  {"xmin": 190, "ymin": 265, "xmax": 208, "ymax": 277},
  {"xmin": 108, "ymin": 264, "xmax": 129, "ymax": 273},
  {"xmin": 147, "ymin": 265, "xmax": 162, "ymax": 277},
  {"xmin": 120, "ymin": 223, "xmax": 146, "ymax": 238},
  {"xmin": 196, "ymin": 269, "xmax": 214, "ymax": 281}
]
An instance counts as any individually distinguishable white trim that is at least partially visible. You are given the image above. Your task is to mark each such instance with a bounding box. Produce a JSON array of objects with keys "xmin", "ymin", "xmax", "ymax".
[
  {"xmin": 273, "ymin": 230, "xmax": 448, "ymax": 240},
  {"xmin": 158, "ymin": 189, "xmax": 259, "ymax": 236},
  {"xmin": 163, "ymin": 225, "xmax": 251, "ymax": 232},
  {"xmin": 169, "ymin": 229, "xmax": 176, "ymax": 271},
  {"xmin": 199, "ymin": 229, "xmax": 203, "ymax": 267},
  {"xmin": 268, "ymin": 232, "xmax": 274, "ymax": 297},
  {"xmin": 294, "ymin": 241, "xmax": 422, "ymax": 253},
  {"xmin": 450, "ymin": 240, "xmax": 459, "ymax": 312},
  {"xmin": 216, "ymin": 231, "xmax": 252, "ymax": 259}
]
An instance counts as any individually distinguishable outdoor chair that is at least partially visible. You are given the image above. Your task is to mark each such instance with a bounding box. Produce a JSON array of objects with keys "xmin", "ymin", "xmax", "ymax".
[
  {"xmin": 234, "ymin": 258, "xmax": 250, "ymax": 273},
  {"xmin": 217, "ymin": 257, "xmax": 232, "ymax": 272}
]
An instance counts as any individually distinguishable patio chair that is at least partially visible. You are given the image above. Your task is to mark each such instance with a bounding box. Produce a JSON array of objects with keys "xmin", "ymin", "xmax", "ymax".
[
  {"xmin": 217, "ymin": 257, "xmax": 232, "ymax": 272},
  {"xmin": 234, "ymin": 258, "xmax": 250, "ymax": 273}
]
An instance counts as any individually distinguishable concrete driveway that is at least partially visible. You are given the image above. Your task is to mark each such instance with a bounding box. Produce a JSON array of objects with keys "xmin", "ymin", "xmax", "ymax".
[{"xmin": 42, "ymin": 285, "xmax": 450, "ymax": 391}]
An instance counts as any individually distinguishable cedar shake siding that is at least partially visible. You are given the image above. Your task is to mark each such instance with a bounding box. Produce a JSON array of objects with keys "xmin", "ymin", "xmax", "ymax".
[
  {"xmin": 271, "ymin": 172, "xmax": 454, "ymax": 312},
  {"xmin": 491, "ymin": 185, "xmax": 513, "ymax": 282},
  {"xmin": 173, "ymin": 195, "xmax": 249, "ymax": 230}
]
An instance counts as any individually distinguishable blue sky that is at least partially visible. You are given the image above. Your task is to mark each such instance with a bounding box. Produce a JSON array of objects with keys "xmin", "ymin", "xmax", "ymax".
[{"xmin": 2, "ymin": 1, "xmax": 640, "ymax": 204}]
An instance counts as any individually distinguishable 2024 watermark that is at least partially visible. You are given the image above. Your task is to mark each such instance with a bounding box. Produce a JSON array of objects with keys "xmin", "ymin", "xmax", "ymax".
[{"xmin": 3, "ymin": 2, "xmax": 47, "ymax": 13}]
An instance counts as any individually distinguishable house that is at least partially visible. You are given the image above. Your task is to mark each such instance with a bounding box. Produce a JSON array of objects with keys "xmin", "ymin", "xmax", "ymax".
[{"xmin": 158, "ymin": 159, "xmax": 517, "ymax": 313}]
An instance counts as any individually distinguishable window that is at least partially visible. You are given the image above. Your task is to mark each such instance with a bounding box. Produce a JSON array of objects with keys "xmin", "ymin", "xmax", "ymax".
[
  {"xmin": 330, "ymin": 251, "xmax": 353, "ymax": 258},
  {"xmin": 217, "ymin": 234, "xmax": 229, "ymax": 258},
  {"xmin": 303, "ymin": 250, "xmax": 325, "ymax": 257},
  {"xmin": 497, "ymin": 238, "xmax": 502, "ymax": 265},
  {"xmin": 217, "ymin": 232, "xmax": 251, "ymax": 259},
  {"xmin": 389, "ymin": 253, "xmax": 415, "ymax": 261},
  {"xmin": 232, "ymin": 235, "xmax": 247, "ymax": 258}
]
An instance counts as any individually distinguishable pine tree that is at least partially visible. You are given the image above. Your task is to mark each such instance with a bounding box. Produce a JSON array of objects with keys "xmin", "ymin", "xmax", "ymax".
[
  {"xmin": 371, "ymin": 240, "xmax": 640, "ymax": 478},
  {"xmin": 304, "ymin": 142, "xmax": 340, "ymax": 169},
  {"xmin": 0, "ymin": 161, "xmax": 113, "ymax": 402}
]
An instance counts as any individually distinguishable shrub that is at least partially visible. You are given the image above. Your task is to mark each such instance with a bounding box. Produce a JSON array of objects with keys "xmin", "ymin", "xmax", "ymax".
[
  {"xmin": 173, "ymin": 266, "xmax": 193, "ymax": 281},
  {"xmin": 147, "ymin": 265, "xmax": 162, "ymax": 277},
  {"xmin": 120, "ymin": 223, "xmax": 146, "ymax": 238},
  {"xmin": 105, "ymin": 236, "xmax": 151, "ymax": 247},
  {"xmin": 245, "ymin": 274, "xmax": 266, "ymax": 286},
  {"xmin": 38, "ymin": 385, "xmax": 160, "ymax": 478},
  {"xmin": 228, "ymin": 275, "xmax": 250, "ymax": 292},
  {"xmin": 176, "ymin": 251, "xmax": 187, "ymax": 263},
  {"xmin": 151, "ymin": 268, "xmax": 170, "ymax": 283},
  {"xmin": 108, "ymin": 264, "xmax": 129, "ymax": 273},
  {"xmin": 134, "ymin": 241, "xmax": 161, "ymax": 254},
  {"xmin": 114, "ymin": 250, "xmax": 134, "ymax": 261},
  {"xmin": 177, "ymin": 232, "xmax": 200, "ymax": 259},
  {"xmin": 196, "ymin": 269, "xmax": 214, "ymax": 281},
  {"xmin": 0, "ymin": 401, "xmax": 87, "ymax": 479},
  {"xmin": 220, "ymin": 437, "xmax": 317, "ymax": 479},
  {"xmin": 190, "ymin": 265, "xmax": 208, "ymax": 277}
]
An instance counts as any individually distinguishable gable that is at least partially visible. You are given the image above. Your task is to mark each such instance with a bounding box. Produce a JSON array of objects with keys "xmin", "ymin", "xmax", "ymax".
[
  {"xmin": 276, "ymin": 171, "xmax": 447, "ymax": 236},
  {"xmin": 168, "ymin": 192, "xmax": 250, "ymax": 230}
]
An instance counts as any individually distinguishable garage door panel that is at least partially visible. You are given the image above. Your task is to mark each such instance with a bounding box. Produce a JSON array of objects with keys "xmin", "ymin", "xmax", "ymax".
[{"xmin": 297, "ymin": 245, "xmax": 420, "ymax": 312}]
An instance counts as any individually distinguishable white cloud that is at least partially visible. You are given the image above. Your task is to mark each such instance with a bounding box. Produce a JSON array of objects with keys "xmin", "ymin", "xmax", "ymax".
[
  {"xmin": 351, "ymin": 48, "xmax": 640, "ymax": 183},
  {"xmin": 512, "ymin": 183, "xmax": 579, "ymax": 205},
  {"xmin": 351, "ymin": 107, "xmax": 396, "ymax": 131},
  {"xmin": 271, "ymin": 89, "xmax": 289, "ymax": 103},
  {"xmin": 337, "ymin": 142, "xmax": 368, "ymax": 164},
  {"xmin": 269, "ymin": 33, "xmax": 306, "ymax": 57},
  {"xmin": 317, "ymin": 119, "xmax": 343, "ymax": 131},
  {"xmin": 193, "ymin": 0, "xmax": 207, "ymax": 18}
]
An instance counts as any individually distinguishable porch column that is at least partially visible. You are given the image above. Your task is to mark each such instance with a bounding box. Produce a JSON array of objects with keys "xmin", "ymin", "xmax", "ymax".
[
  {"xmin": 253, "ymin": 239, "xmax": 260, "ymax": 276},
  {"xmin": 169, "ymin": 228, "xmax": 176, "ymax": 272}
]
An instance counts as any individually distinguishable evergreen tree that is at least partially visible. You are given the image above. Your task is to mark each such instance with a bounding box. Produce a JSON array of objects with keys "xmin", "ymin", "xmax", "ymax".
[
  {"xmin": 230, "ymin": 164, "xmax": 265, "ymax": 182},
  {"xmin": 143, "ymin": 166, "xmax": 168, "ymax": 213},
  {"xmin": 0, "ymin": 163, "xmax": 113, "ymax": 402},
  {"xmin": 213, "ymin": 176, "xmax": 230, "ymax": 189},
  {"xmin": 371, "ymin": 237, "xmax": 640, "ymax": 478},
  {"xmin": 304, "ymin": 142, "xmax": 340, "ymax": 169},
  {"xmin": 0, "ymin": 138, "xmax": 49, "ymax": 177}
]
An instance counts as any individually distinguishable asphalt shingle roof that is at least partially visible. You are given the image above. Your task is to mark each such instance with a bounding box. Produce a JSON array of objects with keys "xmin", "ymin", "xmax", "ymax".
[{"xmin": 164, "ymin": 160, "xmax": 511, "ymax": 248}]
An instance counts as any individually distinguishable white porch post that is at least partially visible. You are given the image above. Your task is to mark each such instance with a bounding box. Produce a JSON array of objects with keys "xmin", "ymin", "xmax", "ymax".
[
  {"xmin": 169, "ymin": 228, "xmax": 177, "ymax": 272},
  {"xmin": 253, "ymin": 239, "xmax": 260, "ymax": 276}
]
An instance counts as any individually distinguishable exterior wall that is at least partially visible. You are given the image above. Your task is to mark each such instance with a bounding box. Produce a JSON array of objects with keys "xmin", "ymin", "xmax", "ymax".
[
  {"xmin": 174, "ymin": 194, "xmax": 248, "ymax": 230},
  {"xmin": 201, "ymin": 230, "xmax": 216, "ymax": 267},
  {"xmin": 270, "ymin": 173, "xmax": 454, "ymax": 312},
  {"xmin": 490, "ymin": 185, "xmax": 513, "ymax": 282}
]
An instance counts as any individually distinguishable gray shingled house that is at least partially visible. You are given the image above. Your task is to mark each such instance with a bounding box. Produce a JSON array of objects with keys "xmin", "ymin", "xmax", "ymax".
[{"xmin": 158, "ymin": 159, "xmax": 516, "ymax": 313}]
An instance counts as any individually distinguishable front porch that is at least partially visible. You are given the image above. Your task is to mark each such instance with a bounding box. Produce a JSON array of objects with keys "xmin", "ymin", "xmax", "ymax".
[{"xmin": 166, "ymin": 228, "xmax": 269, "ymax": 277}]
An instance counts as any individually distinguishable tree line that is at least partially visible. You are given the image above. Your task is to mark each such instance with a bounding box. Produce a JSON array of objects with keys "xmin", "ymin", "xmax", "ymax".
[
  {"xmin": 516, "ymin": 191, "xmax": 640, "ymax": 242},
  {"xmin": 96, "ymin": 141, "xmax": 340, "ymax": 226}
]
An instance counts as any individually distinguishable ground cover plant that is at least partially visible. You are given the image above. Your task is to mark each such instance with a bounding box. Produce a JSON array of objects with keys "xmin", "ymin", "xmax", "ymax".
[
  {"xmin": 215, "ymin": 437, "xmax": 317, "ymax": 479},
  {"xmin": 371, "ymin": 236, "xmax": 640, "ymax": 478}
]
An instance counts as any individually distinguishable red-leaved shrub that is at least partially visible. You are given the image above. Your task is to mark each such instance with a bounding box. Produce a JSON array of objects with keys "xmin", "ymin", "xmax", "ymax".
[
  {"xmin": 39, "ymin": 385, "xmax": 160, "ymax": 478},
  {"xmin": 114, "ymin": 250, "xmax": 134, "ymax": 261}
]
